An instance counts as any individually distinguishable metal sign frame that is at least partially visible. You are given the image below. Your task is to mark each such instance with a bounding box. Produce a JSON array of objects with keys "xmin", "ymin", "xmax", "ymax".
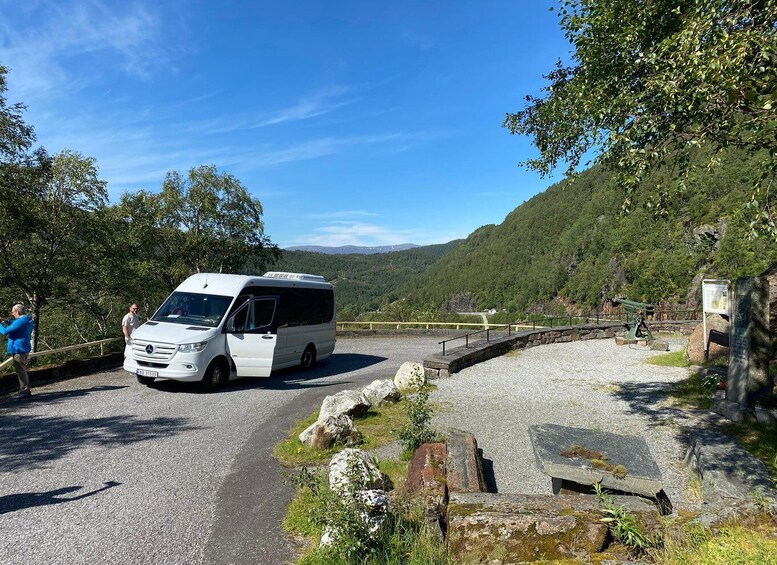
[{"xmin": 701, "ymin": 279, "xmax": 731, "ymax": 358}]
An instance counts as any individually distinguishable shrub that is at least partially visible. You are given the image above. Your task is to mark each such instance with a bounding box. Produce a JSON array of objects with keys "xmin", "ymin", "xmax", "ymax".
[{"xmin": 398, "ymin": 390, "xmax": 436, "ymax": 456}]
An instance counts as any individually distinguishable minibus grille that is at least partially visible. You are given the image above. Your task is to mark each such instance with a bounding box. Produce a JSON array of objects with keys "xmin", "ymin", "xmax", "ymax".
[{"xmin": 132, "ymin": 339, "xmax": 177, "ymax": 362}]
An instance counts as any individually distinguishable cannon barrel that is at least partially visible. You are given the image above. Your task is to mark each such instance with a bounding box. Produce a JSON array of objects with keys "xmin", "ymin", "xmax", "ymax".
[{"xmin": 612, "ymin": 297, "xmax": 655, "ymax": 314}]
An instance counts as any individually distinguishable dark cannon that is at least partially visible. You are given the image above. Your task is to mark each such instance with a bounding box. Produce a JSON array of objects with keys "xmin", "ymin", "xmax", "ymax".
[{"xmin": 612, "ymin": 298, "xmax": 655, "ymax": 341}]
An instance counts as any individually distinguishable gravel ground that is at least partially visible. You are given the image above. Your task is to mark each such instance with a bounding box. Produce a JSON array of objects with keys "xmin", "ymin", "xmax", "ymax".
[{"xmin": 430, "ymin": 336, "xmax": 708, "ymax": 512}]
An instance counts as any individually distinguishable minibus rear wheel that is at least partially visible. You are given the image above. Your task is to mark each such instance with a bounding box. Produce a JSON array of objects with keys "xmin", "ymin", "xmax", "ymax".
[{"xmin": 301, "ymin": 345, "xmax": 316, "ymax": 370}]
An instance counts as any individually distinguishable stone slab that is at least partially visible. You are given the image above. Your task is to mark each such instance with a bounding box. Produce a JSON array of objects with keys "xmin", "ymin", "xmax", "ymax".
[
  {"xmin": 446, "ymin": 428, "xmax": 487, "ymax": 494},
  {"xmin": 405, "ymin": 442, "xmax": 448, "ymax": 538},
  {"xmin": 447, "ymin": 492, "xmax": 660, "ymax": 564},
  {"xmin": 529, "ymin": 424, "xmax": 663, "ymax": 498},
  {"xmin": 710, "ymin": 397, "xmax": 754, "ymax": 423},
  {"xmin": 684, "ymin": 430, "xmax": 777, "ymax": 504}
]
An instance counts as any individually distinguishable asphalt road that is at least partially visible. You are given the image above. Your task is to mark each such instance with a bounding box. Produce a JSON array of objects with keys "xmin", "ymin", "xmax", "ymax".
[{"xmin": 0, "ymin": 335, "xmax": 442, "ymax": 565}]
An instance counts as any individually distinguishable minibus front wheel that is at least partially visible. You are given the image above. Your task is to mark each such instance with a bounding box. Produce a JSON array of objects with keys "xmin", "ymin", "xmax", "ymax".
[
  {"xmin": 300, "ymin": 345, "xmax": 316, "ymax": 370},
  {"xmin": 201, "ymin": 358, "xmax": 229, "ymax": 391}
]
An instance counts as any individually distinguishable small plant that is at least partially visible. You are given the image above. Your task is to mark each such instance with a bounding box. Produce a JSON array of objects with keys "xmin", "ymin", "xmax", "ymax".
[
  {"xmin": 399, "ymin": 389, "xmax": 437, "ymax": 456},
  {"xmin": 701, "ymin": 371, "xmax": 725, "ymax": 394},
  {"xmin": 748, "ymin": 490, "xmax": 776, "ymax": 513},
  {"xmin": 594, "ymin": 481, "xmax": 654, "ymax": 553},
  {"xmin": 287, "ymin": 457, "xmax": 382, "ymax": 562},
  {"xmin": 285, "ymin": 463, "xmax": 449, "ymax": 564},
  {"xmin": 685, "ymin": 469, "xmax": 704, "ymax": 503}
]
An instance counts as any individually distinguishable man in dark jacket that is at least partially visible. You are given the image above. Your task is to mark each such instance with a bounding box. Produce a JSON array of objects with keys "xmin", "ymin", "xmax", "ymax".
[{"xmin": 0, "ymin": 304, "xmax": 34, "ymax": 399}]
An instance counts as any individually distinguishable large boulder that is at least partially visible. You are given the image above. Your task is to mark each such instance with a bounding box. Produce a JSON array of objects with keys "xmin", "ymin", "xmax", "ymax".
[
  {"xmin": 393, "ymin": 362, "xmax": 426, "ymax": 392},
  {"xmin": 328, "ymin": 448, "xmax": 386, "ymax": 496},
  {"xmin": 298, "ymin": 414, "xmax": 358, "ymax": 449},
  {"xmin": 686, "ymin": 314, "xmax": 729, "ymax": 364},
  {"xmin": 319, "ymin": 389, "xmax": 372, "ymax": 421},
  {"xmin": 362, "ymin": 379, "xmax": 401, "ymax": 406},
  {"xmin": 356, "ymin": 489, "xmax": 390, "ymax": 533}
]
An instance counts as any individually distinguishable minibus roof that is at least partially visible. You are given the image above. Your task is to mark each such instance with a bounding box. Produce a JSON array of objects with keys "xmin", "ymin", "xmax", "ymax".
[{"xmin": 176, "ymin": 272, "xmax": 331, "ymax": 295}]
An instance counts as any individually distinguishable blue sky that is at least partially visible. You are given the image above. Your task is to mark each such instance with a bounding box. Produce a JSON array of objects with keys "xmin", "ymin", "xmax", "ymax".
[{"xmin": 1, "ymin": 1, "xmax": 569, "ymax": 248}]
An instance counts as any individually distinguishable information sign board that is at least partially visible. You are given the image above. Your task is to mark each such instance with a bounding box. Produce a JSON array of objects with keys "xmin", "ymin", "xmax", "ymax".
[{"xmin": 702, "ymin": 279, "xmax": 730, "ymax": 315}]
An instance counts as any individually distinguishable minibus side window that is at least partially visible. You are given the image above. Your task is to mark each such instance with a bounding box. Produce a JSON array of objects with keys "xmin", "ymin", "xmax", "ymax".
[
  {"xmin": 248, "ymin": 298, "xmax": 276, "ymax": 332},
  {"xmin": 226, "ymin": 300, "xmax": 249, "ymax": 333}
]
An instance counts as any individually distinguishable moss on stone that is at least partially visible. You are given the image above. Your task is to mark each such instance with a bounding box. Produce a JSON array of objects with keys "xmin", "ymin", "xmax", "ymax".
[
  {"xmin": 560, "ymin": 444, "xmax": 628, "ymax": 478},
  {"xmin": 560, "ymin": 445, "xmax": 609, "ymax": 461},
  {"xmin": 611, "ymin": 464, "xmax": 628, "ymax": 479}
]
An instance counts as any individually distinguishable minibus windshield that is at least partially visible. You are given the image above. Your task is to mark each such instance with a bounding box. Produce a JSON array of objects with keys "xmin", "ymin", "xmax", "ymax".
[{"xmin": 151, "ymin": 292, "xmax": 233, "ymax": 328}]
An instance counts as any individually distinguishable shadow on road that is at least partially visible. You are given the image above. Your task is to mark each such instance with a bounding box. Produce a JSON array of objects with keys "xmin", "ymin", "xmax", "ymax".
[
  {"xmin": 1, "ymin": 385, "xmax": 129, "ymax": 407},
  {"xmin": 0, "ymin": 481, "xmax": 121, "ymax": 514},
  {"xmin": 0, "ymin": 410, "xmax": 202, "ymax": 472},
  {"xmin": 144, "ymin": 352, "xmax": 388, "ymax": 395}
]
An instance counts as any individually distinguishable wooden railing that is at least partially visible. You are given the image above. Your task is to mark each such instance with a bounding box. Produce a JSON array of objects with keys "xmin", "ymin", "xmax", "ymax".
[
  {"xmin": 336, "ymin": 321, "xmax": 540, "ymax": 331},
  {"xmin": 0, "ymin": 337, "xmax": 122, "ymax": 372}
]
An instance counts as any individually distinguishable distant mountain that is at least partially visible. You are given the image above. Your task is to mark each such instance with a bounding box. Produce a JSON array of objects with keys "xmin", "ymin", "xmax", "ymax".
[
  {"xmin": 270, "ymin": 241, "xmax": 462, "ymax": 313},
  {"xmin": 285, "ymin": 244, "xmax": 420, "ymax": 255}
]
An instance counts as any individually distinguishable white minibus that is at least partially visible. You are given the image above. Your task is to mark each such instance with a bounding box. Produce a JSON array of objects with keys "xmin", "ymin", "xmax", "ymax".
[{"xmin": 123, "ymin": 272, "xmax": 336, "ymax": 390}]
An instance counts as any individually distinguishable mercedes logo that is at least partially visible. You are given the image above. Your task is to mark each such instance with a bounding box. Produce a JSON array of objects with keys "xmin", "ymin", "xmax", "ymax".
[{"xmin": 145, "ymin": 344, "xmax": 154, "ymax": 354}]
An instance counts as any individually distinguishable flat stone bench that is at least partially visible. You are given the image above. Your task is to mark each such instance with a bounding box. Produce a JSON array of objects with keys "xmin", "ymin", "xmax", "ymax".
[
  {"xmin": 423, "ymin": 323, "xmax": 625, "ymax": 378},
  {"xmin": 529, "ymin": 424, "xmax": 664, "ymax": 499}
]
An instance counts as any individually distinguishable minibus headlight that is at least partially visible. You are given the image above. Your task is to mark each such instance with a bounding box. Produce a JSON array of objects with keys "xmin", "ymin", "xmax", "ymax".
[{"xmin": 178, "ymin": 341, "xmax": 207, "ymax": 353}]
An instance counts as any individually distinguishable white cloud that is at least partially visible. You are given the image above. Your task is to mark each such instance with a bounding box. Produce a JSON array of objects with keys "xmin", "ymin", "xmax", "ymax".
[
  {"xmin": 305, "ymin": 211, "xmax": 379, "ymax": 220},
  {"xmin": 281, "ymin": 218, "xmax": 472, "ymax": 248},
  {"xmin": 301, "ymin": 222, "xmax": 415, "ymax": 247},
  {"xmin": 183, "ymin": 86, "xmax": 359, "ymax": 136},
  {"xmin": 0, "ymin": 0, "xmax": 172, "ymax": 99}
]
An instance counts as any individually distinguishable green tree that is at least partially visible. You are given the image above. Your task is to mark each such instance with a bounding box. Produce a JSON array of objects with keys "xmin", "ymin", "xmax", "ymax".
[
  {"xmin": 0, "ymin": 65, "xmax": 35, "ymax": 163},
  {"xmin": 0, "ymin": 150, "xmax": 108, "ymax": 350},
  {"xmin": 117, "ymin": 165, "xmax": 279, "ymax": 294},
  {"xmin": 504, "ymin": 0, "xmax": 777, "ymax": 238}
]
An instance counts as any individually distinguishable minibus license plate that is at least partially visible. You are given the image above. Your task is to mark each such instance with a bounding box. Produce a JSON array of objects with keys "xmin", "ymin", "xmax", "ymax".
[{"xmin": 137, "ymin": 369, "xmax": 158, "ymax": 378}]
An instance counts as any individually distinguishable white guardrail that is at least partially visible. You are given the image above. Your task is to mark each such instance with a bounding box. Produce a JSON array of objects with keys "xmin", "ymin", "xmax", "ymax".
[{"xmin": 0, "ymin": 337, "xmax": 122, "ymax": 372}]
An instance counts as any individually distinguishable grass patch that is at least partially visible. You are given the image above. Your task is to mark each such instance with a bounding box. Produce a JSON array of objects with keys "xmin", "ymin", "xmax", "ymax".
[
  {"xmin": 653, "ymin": 524, "xmax": 777, "ymax": 564},
  {"xmin": 355, "ymin": 401, "xmax": 407, "ymax": 451},
  {"xmin": 284, "ymin": 499, "xmax": 452, "ymax": 565},
  {"xmin": 283, "ymin": 472, "xmax": 326, "ymax": 539},
  {"xmin": 645, "ymin": 349, "xmax": 691, "ymax": 368},
  {"xmin": 727, "ymin": 420, "xmax": 777, "ymax": 484},
  {"xmin": 377, "ymin": 459, "xmax": 409, "ymax": 491},
  {"xmin": 666, "ymin": 371, "xmax": 713, "ymax": 409}
]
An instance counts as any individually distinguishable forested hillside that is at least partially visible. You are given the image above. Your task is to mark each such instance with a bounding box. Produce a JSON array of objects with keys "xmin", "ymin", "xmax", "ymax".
[
  {"xmin": 269, "ymin": 241, "xmax": 461, "ymax": 318},
  {"xmin": 397, "ymin": 146, "xmax": 777, "ymax": 316}
]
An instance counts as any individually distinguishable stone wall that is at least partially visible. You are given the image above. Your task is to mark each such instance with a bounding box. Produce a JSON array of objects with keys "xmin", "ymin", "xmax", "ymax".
[
  {"xmin": 423, "ymin": 321, "xmax": 698, "ymax": 379},
  {"xmin": 424, "ymin": 323, "xmax": 622, "ymax": 379}
]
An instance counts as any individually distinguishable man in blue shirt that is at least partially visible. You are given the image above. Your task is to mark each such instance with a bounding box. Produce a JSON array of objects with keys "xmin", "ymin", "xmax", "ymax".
[{"xmin": 0, "ymin": 304, "xmax": 34, "ymax": 399}]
